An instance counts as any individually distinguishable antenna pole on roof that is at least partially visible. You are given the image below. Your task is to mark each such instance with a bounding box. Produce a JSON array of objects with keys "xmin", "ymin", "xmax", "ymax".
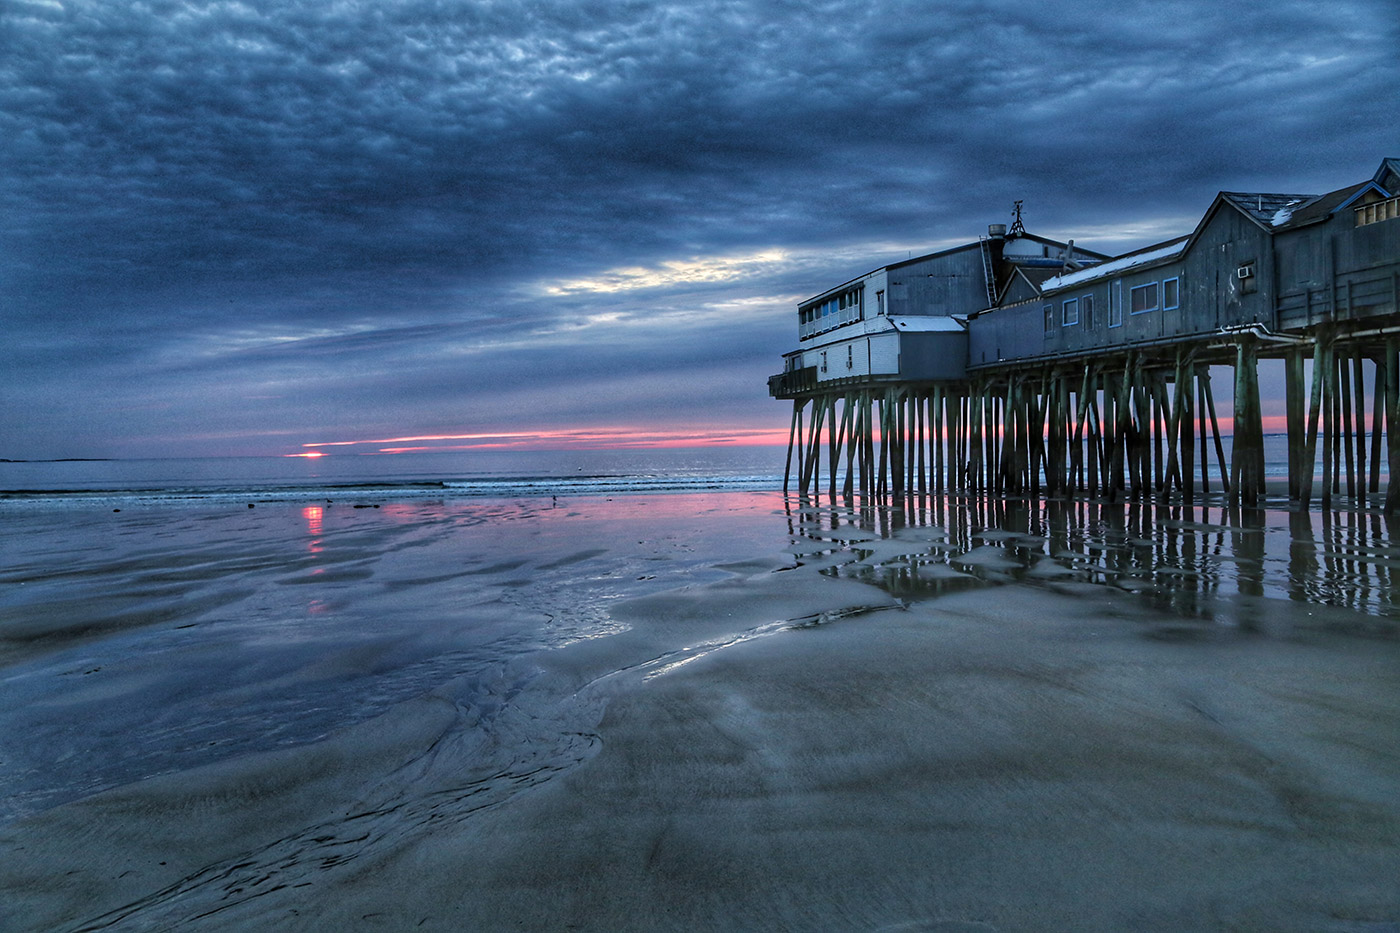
[{"xmin": 1009, "ymin": 200, "xmax": 1026, "ymax": 238}]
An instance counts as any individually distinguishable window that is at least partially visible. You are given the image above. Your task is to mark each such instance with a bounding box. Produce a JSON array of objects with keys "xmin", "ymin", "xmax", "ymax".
[
  {"xmin": 846, "ymin": 345, "xmax": 853, "ymax": 369},
  {"xmin": 876, "ymin": 290, "xmax": 885, "ymax": 315},
  {"xmin": 1062, "ymin": 298, "xmax": 1079, "ymax": 326},
  {"xmin": 1130, "ymin": 282, "xmax": 1159, "ymax": 314},
  {"xmin": 1109, "ymin": 282, "xmax": 1123, "ymax": 327},
  {"xmin": 1043, "ymin": 304, "xmax": 1054, "ymax": 332},
  {"xmin": 1162, "ymin": 277, "xmax": 1179, "ymax": 310},
  {"xmin": 820, "ymin": 351, "xmax": 827, "ymax": 373},
  {"xmin": 1082, "ymin": 293, "xmax": 1095, "ymax": 328}
]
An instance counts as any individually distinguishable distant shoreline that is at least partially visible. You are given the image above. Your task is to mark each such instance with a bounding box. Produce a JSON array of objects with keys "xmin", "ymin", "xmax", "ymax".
[{"xmin": 0, "ymin": 458, "xmax": 112, "ymax": 463}]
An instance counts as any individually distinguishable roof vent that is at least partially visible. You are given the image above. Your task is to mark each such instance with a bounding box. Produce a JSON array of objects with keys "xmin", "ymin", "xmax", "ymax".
[{"xmin": 988, "ymin": 223, "xmax": 1006, "ymax": 239}]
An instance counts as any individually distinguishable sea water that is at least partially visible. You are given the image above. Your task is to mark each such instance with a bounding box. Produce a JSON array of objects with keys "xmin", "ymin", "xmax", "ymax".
[{"xmin": 0, "ymin": 446, "xmax": 790, "ymax": 506}]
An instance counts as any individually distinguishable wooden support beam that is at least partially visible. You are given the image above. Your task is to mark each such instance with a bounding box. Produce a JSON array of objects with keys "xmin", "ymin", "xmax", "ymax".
[
  {"xmin": 802, "ymin": 394, "xmax": 827, "ymax": 497},
  {"xmin": 829, "ymin": 394, "xmax": 847, "ymax": 501},
  {"xmin": 1230, "ymin": 339, "xmax": 1264, "ymax": 504},
  {"xmin": 876, "ymin": 393, "xmax": 889, "ymax": 498},
  {"xmin": 1087, "ymin": 391, "xmax": 1104, "ymax": 496},
  {"xmin": 1372, "ymin": 354, "xmax": 1385, "ymax": 495},
  {"xmin": 1386, "ymin": 337, "xmax": 1400, "ymax": 514},
  {"xmin": 1354, "ymin": 349, "xmax": 1367, "ymax": 498},
  {"xmin": 969, "ymin": 387, "xmax": 984, "ymax": 493},
  {"xmin": 1284, "ymin": 347, "xmax": 1307, "ymax": 502},
  {"xmin": 1198, "ymin": 372, "xmax": 1210, "ymax": 494},
  {"xmin": 1322, "ymin": 336, "xmax": 1336, "ymax": 505},
  {"xmin": 916, "ymin": 392, "xmax": 927, "ymax": 497},
  {"xmin": 1246, "ymin": 341, "xmax": 1266, "ymax": 502},
  {"xmin": 1180, "ymin": 360, "xmax": 1196, "ymax": 502},
  {"xmin": 784, "ymin": 400, "xmax": 800, "ymax": 494},
  {"xmin": 933, "ymin": 388, "xmax": 945, "ymax": 495},
  {"xmin": 1073, "ymin": 367, "xmax": 1094, "ymax": 495},
  {"xmin": 1338, "ymin": 350, "xmax": 1349, "ymax": 501},
  {"xmin": 1151, "ymin": 374, "xmax": 1165, "ymax": 494},
  {"xmin": 1301, "ymin": 334, "xmax": 1327, "ymax": 507},
  {"xmin": 1203, "ymin": 370, "xmax": 1230, "ymax": 496},
  {"xmin": 1155, "ymin": 372, "xmax": 1180, "ymax": 502},
  {"xmin": 1116, "ymin": 362, "xmax": 1135, "ymax": 499}
]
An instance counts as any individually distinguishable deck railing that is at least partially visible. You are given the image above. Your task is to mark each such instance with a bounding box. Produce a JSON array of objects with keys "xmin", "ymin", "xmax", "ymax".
[
  {"xmin": 768, "ymin": 366, "xmax": 818, "ymax": 398},
  {"xmin": 799, "ymin": 304, "xmax": 860, "ymax": 340}
]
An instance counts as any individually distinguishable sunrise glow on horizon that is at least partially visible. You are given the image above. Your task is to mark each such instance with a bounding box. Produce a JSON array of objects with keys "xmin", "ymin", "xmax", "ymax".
[
  {"xmin": 294, "ymin": 425, "xmax": 793, "ymax": 456},
  {"xmin": 287, "ymin": 412, "xmax": 1324, "ymax": 459}
]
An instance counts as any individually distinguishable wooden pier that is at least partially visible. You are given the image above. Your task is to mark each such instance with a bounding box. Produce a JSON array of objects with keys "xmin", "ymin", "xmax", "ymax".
[
  {"xmin": 782, "ymin": 327, "xmax": 1400, "ymax": 510},
  {"xmin": 773, "ymin": 162, "xmax": 1400, "ymax": 510}
]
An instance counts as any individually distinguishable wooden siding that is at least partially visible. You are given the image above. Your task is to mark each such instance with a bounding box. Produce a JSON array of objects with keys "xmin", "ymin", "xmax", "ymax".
[
  {"xmin": 1272, "ymin": 202, "xmax": 1400, "ymax": 330},
  {"xmin": 899, "ymin": 332, "xmax": 969, "ymax": 381},
  {"xmin": 885, "ymin": 246, "xmax": 989, "ymax": 317}
]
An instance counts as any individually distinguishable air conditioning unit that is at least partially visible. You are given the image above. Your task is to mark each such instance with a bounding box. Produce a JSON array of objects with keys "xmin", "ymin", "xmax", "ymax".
[{"xmin": 1237, "ymin": 264, "xmax": 1255, "ymax": 280}]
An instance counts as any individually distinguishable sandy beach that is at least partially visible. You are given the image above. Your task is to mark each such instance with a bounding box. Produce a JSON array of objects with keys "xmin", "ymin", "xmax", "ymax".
[{"xmin": 2, "ymin": 493, "xmax": 1399, "ymax": 931}]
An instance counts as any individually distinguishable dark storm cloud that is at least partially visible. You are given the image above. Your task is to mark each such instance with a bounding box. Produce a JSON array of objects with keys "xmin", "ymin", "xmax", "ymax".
[{"xmin": 2, "ymin": 0, "xmax": 1397, "ymax": 456}]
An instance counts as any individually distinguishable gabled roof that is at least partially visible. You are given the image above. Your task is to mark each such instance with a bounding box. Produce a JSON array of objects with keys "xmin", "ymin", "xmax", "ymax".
[
  {"xmin": 800, "ymin": 229, "xmax": 1108, "ymax": 305},
  {"xmin": 1219, "ymin": 191, "xmax": 1318, "ymax": 228},
  {"xmin": 1273, "ymin": 180, "xmax": 1389, "ymax": 230},
  {"xmin": 1011, "ymin": 266, "xmax": 1062, "ymax": 288},
  {"xmin": 1374, "ymin": 157, "xmax": 1400, "ymax": 194}
]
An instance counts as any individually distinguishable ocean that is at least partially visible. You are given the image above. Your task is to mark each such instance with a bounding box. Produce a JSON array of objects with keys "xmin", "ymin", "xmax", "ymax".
[
  {"xmin": 2, "ymin": 447, "xmax": 1398, "ymax": 930},
  {"xmin": 0, "ymin": 446, "xmax": 790, "ymax": 507},
  {"xmin": 0, "ymin": 432, "xmax": 1377, "ymax": 511}
]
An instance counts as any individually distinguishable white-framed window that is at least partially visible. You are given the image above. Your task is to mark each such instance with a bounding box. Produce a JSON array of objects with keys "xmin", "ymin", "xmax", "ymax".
[
  {"xmin": 1043, "ymin": 304, "xmax": 1054, "ymax": 332},
  {"xmin": 1109, "ymin": 282, "xmax": 1123, "ymax": 327},
  {"xmin": 799, "ymin": 287, "xmax": 863, "ymax": 339},
  {"xmin": 1062, "ymin": 297, "xmax": 1079, "ymax": 326},
  {"xmin": 1130, "ymin": 281, "xmax": 1159, "ymax": 314},
  {"xmin": 1162, "ymin": 277, "xmax": 1179, "ymax": 310},
  {"xmin": 1082, "ymin": 293, "xmax": 1095, "ymax": 328}
]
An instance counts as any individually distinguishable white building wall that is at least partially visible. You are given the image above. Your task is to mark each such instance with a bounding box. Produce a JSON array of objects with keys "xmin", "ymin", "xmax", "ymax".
[
  {"xmin": 869, "ymin": 333, "xmax": 900, "ymax": 374},
  {"xmin": 807, "ymin": 336, "xmax": 874, "ymax": 381}
]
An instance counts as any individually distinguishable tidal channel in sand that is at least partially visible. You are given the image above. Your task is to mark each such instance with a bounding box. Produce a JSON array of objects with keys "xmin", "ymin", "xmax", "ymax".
[{"xmin": 1, "ymin": 492, "xmax": 1397, "ymax": 931}]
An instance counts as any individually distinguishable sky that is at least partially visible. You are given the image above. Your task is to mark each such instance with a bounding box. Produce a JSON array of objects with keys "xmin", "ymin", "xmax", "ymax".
[{"xmin": 3, "ymin": 0, "xmax": 1398, "ymax": 460}]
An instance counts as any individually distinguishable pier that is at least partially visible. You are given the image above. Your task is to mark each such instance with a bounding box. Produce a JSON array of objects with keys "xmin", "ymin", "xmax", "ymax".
[{"xmin": 771, "ymin": 161, "xmax": 1400, "ymax": 510}]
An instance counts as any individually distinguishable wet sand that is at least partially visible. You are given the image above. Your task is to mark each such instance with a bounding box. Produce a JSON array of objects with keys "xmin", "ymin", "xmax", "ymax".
[{"xmin": 2, "ymin": 495, "xmax": 1399, "ymax": 931}]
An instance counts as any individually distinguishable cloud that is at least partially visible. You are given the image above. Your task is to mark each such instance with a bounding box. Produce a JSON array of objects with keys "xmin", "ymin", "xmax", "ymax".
[{"xmin": 2, "ymin": 0, "xmax": 1397, "ymax": 457}]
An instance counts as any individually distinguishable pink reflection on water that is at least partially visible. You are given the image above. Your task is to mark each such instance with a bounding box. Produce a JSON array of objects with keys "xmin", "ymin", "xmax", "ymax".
[{"xmin": 302, "ymin": 506, "xmax": 324, "ymax": 555}]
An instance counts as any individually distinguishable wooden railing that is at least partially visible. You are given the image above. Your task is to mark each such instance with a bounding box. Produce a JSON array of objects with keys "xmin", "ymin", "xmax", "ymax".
[{"xmin": 768, "ymin": 366, "xmax": 818, "ymax": 398}]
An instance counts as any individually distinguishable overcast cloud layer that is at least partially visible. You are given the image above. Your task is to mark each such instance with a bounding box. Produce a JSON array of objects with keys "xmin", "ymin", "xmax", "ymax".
[{"xmin": 3, "ymin": 0, "xmax": 1398, "ymax": 458}]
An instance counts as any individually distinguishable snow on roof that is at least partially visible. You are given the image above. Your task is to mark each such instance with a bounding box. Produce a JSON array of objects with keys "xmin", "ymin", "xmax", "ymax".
[
  {"xmin": 1039, "ymin": 238, "xmax": 1188, "ymax": 292},
  {"xmin": 1222, "ymin": 191, "xmax": 1317, "ymax": 226},
  {"xmin": 888, "ymin": 316, "xmax": 966, "ymax": 332}
]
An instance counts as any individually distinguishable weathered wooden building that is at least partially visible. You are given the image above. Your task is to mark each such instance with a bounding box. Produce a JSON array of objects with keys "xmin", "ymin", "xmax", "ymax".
[
  {"xmin": 771, "ymin": 159, "xmax": 1400, "ymax": 509},
  {"xmin": 770, "ymin": 215, "xmax": 1106, "ymax": 398}
]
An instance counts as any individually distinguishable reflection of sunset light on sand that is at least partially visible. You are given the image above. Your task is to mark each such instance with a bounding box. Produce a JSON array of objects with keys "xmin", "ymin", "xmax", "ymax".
[{"xmin": 302, "ymin": 505, "xmax": 324, "ymax": 555}]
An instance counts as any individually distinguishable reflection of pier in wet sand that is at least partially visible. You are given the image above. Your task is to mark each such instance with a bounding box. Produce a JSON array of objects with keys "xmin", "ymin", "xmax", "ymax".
[{"xmin": 788, "ymin": 494, "xmax": 1400, "ymax": 624}]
